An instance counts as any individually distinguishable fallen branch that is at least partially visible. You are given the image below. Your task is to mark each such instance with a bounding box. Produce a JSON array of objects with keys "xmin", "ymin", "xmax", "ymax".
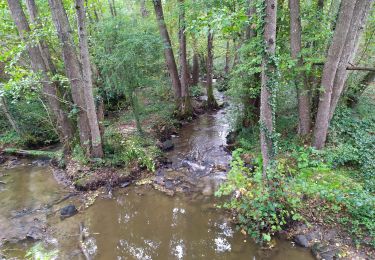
[{"xmin": 313, "ymin": 62, "xmax": 375, "ymax": 72}]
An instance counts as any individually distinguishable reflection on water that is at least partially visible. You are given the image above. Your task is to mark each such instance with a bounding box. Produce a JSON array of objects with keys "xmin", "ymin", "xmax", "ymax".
[{"xmin": 52, "ymin": 187, "xmax": 313, "ymax": 260}]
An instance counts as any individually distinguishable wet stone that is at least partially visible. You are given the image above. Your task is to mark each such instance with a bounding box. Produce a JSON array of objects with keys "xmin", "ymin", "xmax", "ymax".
[
  {"xmin": 311, "ymin": 242, "xmax": 339, "ymax": 260},
  {"xmin": 159, "ymin": 139, "xmax": 174, "ymax": 151},
  {"xmin": 60, "ymin": 204, "xmax": 78, "ymax": 219},
  {"xmin": 294, "ymin": 234, "xmax": 309, "ymax": 248}
]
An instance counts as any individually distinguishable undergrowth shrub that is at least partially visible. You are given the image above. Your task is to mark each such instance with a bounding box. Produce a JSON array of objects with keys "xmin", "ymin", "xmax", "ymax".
[
  {"xmin": 327, "ymin": 106, "xmax": 375, "ymax": 191},
  {"xmin": 216, "ymin": 148, "xmax": 304, "ymax": 244},
  {"xmin": 103, "ymin": 129, "xmax": 159, "ymax": 171}
]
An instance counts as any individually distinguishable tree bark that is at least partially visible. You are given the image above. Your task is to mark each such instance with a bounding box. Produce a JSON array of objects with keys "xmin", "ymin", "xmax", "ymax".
[
  {"xmin": 289, "ymin": 0, "xmax": 311, "ymax": 135},
  {"xmin": 76, "ymin": 0, "xmax": 104, "ymax": 158},
  {"xmin": 178, "ymin": 0, "xmax": 192, "ymax": 117},
  {"xmin": 7, "ymin": 0, "xmax": 73, "ymax": 146},
  {"xmin": 313, "ymin": 0, "xmax": 357, "ymax": 149},
  {"xmin": 329, "ymin": 0, "xmax": 373, "ymax": 121},
  {"xmin": 260, "ymin": 0, "xmax": 277, "ymax": 173},
  {"xmin": 140, "ymin": 0, "xmax": 149, "ymax": 17},
  {"xmin": 206, "ymin": 30, "xmax": 218, "ymax": 109},
  {"xmin": 48, "ymin": 0, "xmax": 92, "ymax": 154},
  {"xmin": 152, "ymin": 0, "xmax": 182, "ymax": 107}
]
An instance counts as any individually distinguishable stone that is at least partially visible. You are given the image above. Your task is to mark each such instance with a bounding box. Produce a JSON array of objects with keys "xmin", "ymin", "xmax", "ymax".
[
  {"xmin": 311, "ymin": 242, "xmax": 338, "ymax": 260},
  {"xmin": 294, "ymin": 234, "xmax": 309, "ymax": 248},
  {"xmin": 60, "ymin": 204, "xmax": 78, "ymax": 219},
  {"xmin": 160, "ymin": 139, "xmax": 174, "ymax": 151}
]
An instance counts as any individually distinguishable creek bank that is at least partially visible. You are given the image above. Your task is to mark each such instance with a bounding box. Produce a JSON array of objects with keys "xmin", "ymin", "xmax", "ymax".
[{"xmin": 282, "ymin": 222, "xmax": 374, "ymax": 259}]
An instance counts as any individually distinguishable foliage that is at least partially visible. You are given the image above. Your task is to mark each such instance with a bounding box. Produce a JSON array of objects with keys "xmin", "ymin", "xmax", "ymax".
[
  {"xmin": 327, "ymin": 106, "xmax": 375, "ymax": 192},
  {"xmin": 216, "ymin": 148, "xmax": 305, "ymax": 244},
  {"xmin": 102, "ymin": 129, "xmax": 160, "ymax": 172}
]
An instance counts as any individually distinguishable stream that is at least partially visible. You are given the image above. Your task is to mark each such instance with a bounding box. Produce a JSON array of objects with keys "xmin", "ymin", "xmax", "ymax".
[{"xmin": 0, "ymin": 91, "xmax": 313, "ymax": 259}]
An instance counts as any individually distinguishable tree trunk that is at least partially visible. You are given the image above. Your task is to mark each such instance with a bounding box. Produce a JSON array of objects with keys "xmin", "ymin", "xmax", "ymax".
[
  {"xmin": 48, "ymin": 0, "xmax": 92, "ymax": 154},
  {"xmin": 318, "ymin": 0, "xmax": 324, "ymax": 9},
  {"xmin": 140, "ymin": 0, "xmax": 149, "ymax": 17},
  {"xmin": 289, "ymin": 0, "xmax": 311, "ymax": 135},
  {"xmin": 313, "ymin": 0, "xmax": 356, "ymax": 149},
  {"xmin": 152, "ymin": 0, "xmax": 182, "ymax": 107},
  {"xmin": 243, "ymin": 0, "xmax": 260, "ymax": 127},
  {"xmin": 232, "ymin": 39, "xmax": 241, "ymax": 69},
  {"xmin": 246, "ymin": 0, "xmax": 256, "ymax": 39},
  {"xmin": 111, "ymin": 0, "xmax": 117, "ymax": 16},
  {"xmin": 7, "ymin": 0, "xmax": 73, "ymax": 146},
  {"xmin": 346, "ymin": 71, "xmax": 375, "ymax": 108},
  {"xmin": 260, "ymin": 0, "xmax": 277, "ymax": 173},
  {"xmin": 108, "ymin": 0, "xmax": 114, "ymax": 16},
  {"xmin": 178, "ymin": 0, "xmax": 192, "ymax": 117},
  {"xmin": 224, "ymin": 41, "xmax": 230, "ymax": 75},
  {"xmin": 206, "ymin": 30, "xmax": 218, "ymax": 109},
  {"xmin": 191, "ymin": 37, "xmax": 199, "ymax": 85},
  {"xmin": 0, "ymin": 96, "xmax": 21, "ymax": 135},
  {"xmin": 76, "ymin": 0, "xmax": 104, "ymax": 158},
  {"xmin": 329, "ymin": 0, "xmax": 373, "ymax": 121}
]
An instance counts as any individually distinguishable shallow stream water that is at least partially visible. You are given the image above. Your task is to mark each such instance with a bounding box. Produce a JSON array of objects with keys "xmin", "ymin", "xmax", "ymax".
[{"xmin": 0, "ymin": 92, "xmax": 313, "ymax": 259}]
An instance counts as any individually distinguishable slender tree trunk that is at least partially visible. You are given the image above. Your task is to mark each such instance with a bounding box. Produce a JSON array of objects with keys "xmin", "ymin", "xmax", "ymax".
[
  {"xmin": 0, "ymin": 96, "xmax": 21, "ymax": 135},
  {"xmin": 108, "ymin": 0, "xmax": 114, "ymax": 16},
  {"xmin": 318, "ymin": 0, "xmax": 324, "ymax": 9},
  {"xmin": 206, "ymin": 30, "xmax": 218, "ymax": 109},
  {"xmin": 140, "ymin": 0, "xmax": 149, "ymax": 17},
  {"xmin": 224, "ymin": 41, "xmax": 230, "ymax": 75},
  {"xmin": 313, "ymin": 0, "xmax": 357, "ymax": 149},
  {"xmin": 178, "ymin": 0, "xmax": 192, "ymax": 117},
  {"xmin": 260, "ymin": 0, "xmax": 277, "ymax": 173},
  {"xmin": 232, "ymin": 38, "xmax": 241, "ymax": 69},
  {"xmin": 76, "ymin": 0, "xmax": 104, "ymax": 158},
  {"xmin": 48, "ymin": 0, "xmax": 92, "ymax": 154},
  {"xmin": 242, "ymin": 0, "xmax": 260, "ymax": 127},
  {"xmin": 7, "ymin": 0, "xmax": 73, "ymax": 146},
  {"xmin": 111, "ymin": 0, "xmax": 117, "ymax": 16},
  {"xmin": 152, "ymin": 0, "xmax": 182, "ymax": 107},
  {"xmin": 346, "ymin": 71, "xmax": 375, "ymax": 108},
  {"xmin": 246, "ymin": 0, "xmax": 256, "ymax": 39},
  {"xmin": 289, "ymin": 0, "xmax": 311, "ymax": 135},
  {"xmin": 329, "ymin": 0, "xmax": 373, "ymax": 121},
  {"xmin": 191, "ymin": 37, "xmax": 199, "ymax": 85}
]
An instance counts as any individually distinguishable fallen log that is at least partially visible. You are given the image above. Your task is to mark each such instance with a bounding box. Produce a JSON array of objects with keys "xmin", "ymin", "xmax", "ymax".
[{"xmin": 2, "ymin": 148, "xmax": 61, "ymax": 159}]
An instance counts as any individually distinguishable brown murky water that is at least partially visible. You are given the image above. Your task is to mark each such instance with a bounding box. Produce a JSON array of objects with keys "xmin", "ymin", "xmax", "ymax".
[{"xmin": 0, "ymin": 91, "xmax": 313, "ymax": 259}]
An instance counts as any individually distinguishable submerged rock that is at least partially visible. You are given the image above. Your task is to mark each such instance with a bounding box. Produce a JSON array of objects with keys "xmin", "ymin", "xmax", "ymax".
[{"xmin": 60, "ymin": 204, "xmax": 78, "ymax": 219}]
